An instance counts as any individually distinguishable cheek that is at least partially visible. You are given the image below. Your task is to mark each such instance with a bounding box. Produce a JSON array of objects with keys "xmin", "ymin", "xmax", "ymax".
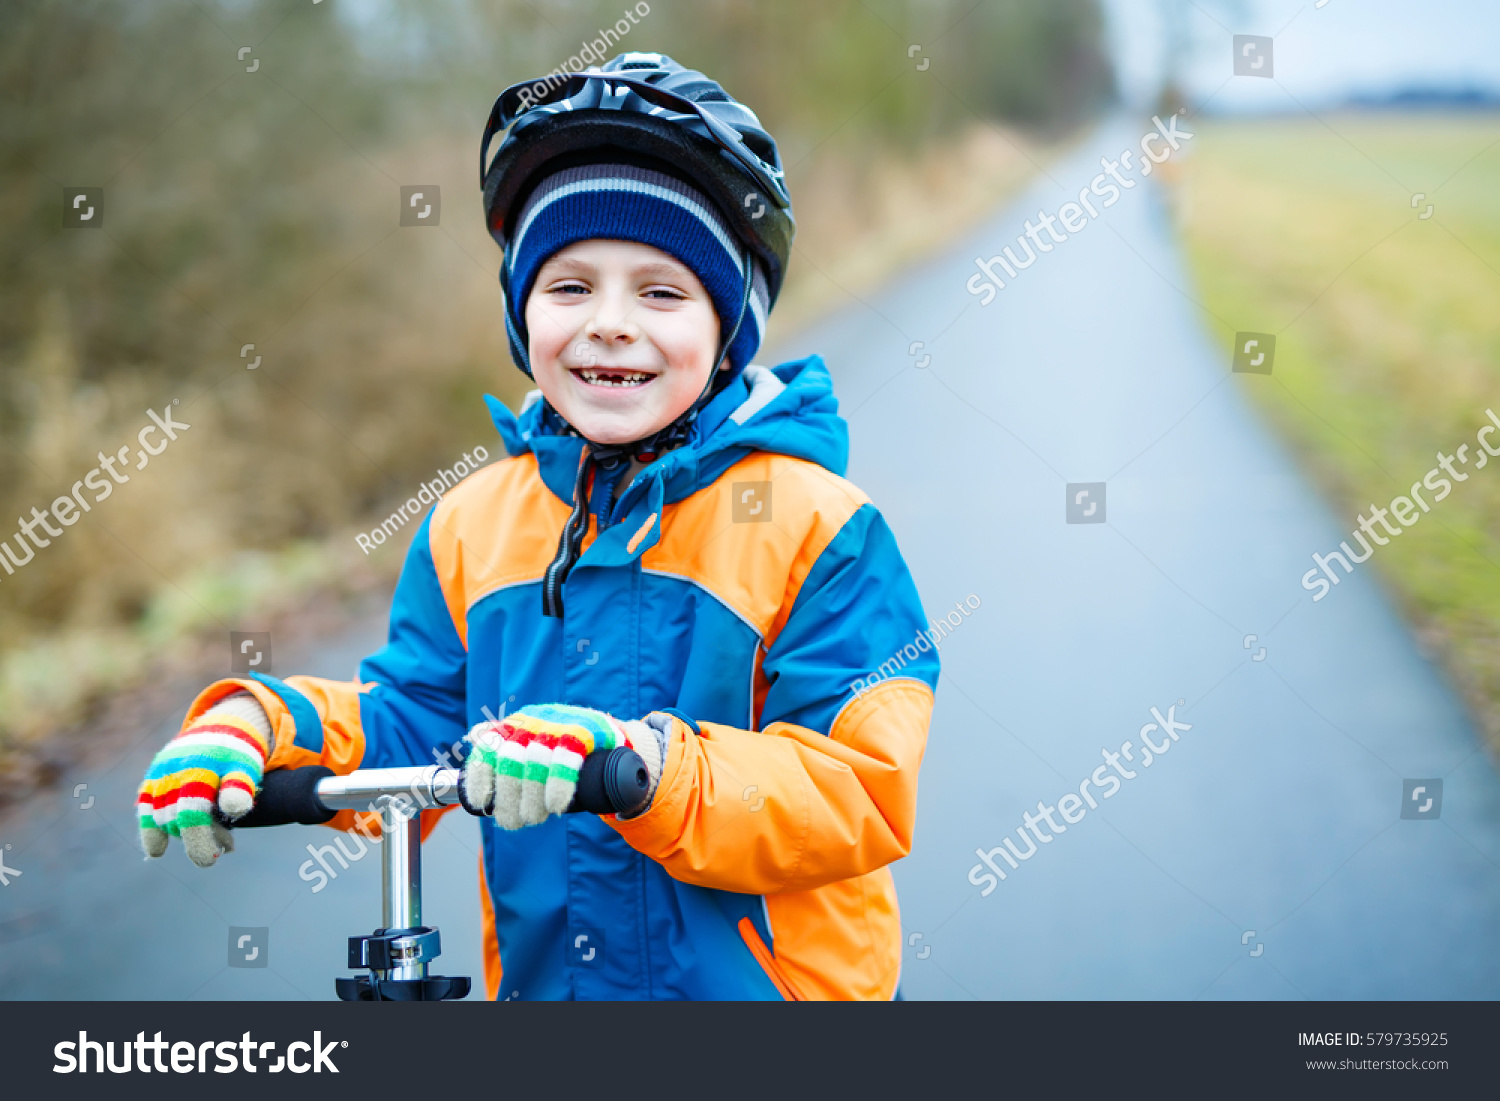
[
  {"xmin": 656, "ymin": 310, "xmax": 720, "ymax": 385},
  {"xmin": 525, "ymin": 300, "xmax": 571, "ymax": 365}
]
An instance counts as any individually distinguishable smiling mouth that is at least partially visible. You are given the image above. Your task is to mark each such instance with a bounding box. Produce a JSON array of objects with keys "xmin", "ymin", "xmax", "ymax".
[{"xmin": 571, "ymin": 367, "xmax": 657, "ymax": 388}]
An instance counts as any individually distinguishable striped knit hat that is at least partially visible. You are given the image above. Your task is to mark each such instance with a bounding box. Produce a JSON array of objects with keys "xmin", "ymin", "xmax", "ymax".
[{"xmin": 503, "ymin": 161, "xmax": 770, "ymax": 384}]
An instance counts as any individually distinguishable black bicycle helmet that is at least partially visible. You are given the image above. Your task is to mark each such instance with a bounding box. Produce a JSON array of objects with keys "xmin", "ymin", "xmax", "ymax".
[
  {"xmin": 480, "ymin": 51, "xmax": 794, "ymax": 309},
  {"xmin": 479, "ymin": 52, "xmax": 796, "ymax": 619}
]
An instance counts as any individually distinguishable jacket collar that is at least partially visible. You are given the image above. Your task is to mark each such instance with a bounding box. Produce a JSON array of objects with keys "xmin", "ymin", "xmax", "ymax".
[{"xmin": 484, "ymin": 356, "xmax": 847, "ymax": 515}]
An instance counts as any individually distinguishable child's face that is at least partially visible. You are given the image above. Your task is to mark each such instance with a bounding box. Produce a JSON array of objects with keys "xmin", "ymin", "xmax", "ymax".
[{"xmin": 525, "ymin": 239, "xmax": 722, "ymax": 447}]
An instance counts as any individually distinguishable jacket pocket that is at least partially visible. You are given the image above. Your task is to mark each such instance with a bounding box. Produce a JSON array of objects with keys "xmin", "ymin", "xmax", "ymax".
[{"xmin": 737, "ymin": 917, "xmax": 805, "ymax": 1001}]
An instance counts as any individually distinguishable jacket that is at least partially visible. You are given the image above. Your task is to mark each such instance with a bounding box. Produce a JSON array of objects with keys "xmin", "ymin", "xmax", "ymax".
[{"xmin": 182, "ymin": 356, "xmax": 939, "ymax": 999}]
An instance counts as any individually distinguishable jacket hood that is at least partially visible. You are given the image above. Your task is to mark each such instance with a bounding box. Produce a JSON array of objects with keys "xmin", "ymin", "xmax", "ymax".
[{"xmin": 483, "ymin": 355, "xmax": 849, "ymax": 512}]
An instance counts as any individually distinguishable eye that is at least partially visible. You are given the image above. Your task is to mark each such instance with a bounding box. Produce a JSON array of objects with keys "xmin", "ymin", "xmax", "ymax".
[
  {"xmin": 549, "ymin": 280, "xmax": 589, "ymax": 295},
  {"xmin": 643, "ymin": 286, "xmax": 687, "ymax": 301}
]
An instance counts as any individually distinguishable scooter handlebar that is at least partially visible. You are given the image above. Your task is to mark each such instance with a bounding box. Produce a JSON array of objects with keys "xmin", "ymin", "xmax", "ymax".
[
  {"xmin": 232, "ymin": 745, "xmax": 651, "ymax": 828},
  {"xmin": 233, "ymin": 764, "xmax": 338, "ymax": 827}
]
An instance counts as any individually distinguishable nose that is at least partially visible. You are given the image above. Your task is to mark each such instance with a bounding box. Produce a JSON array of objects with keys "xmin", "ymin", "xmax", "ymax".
[{"xmin": 585, "ymin": 289, "xmax": 639, "ymax": 347}]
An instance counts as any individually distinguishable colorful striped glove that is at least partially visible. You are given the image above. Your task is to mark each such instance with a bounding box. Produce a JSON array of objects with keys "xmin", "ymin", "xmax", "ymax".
[
  {"xmin": 460, "ymin": 704, "xmax": 666, "ymax": 829},
  {"xmin": 137, "ymin": 692, "xmax": 272, "ymax": 867}
]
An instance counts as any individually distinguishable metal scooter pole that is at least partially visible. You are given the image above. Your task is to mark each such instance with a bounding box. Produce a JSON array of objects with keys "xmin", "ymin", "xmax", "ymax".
[
  {"xmin": 236, "ymin": 750, "xmax": 652, "ymax": 1001},
  {"xmin": 315, "ymin": 768, "xmax": 467, "ymax": 1001},
  {"xmin": 382, "ymin": 796, "xmax": 424, "ymax": 983}
]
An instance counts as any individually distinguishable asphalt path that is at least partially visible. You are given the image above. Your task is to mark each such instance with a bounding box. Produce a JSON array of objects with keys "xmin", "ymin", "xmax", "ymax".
[
  {"xmin": 3, "ymin": 119, "xmax": 1497, "ymax": 1000},
  {"xmin": 776, "ymin": 118, "xmax": 1500, "ymax": 999},
  {"xmin": 0, "ymin": 614, "xmax": 480, "ymax": 1001}
]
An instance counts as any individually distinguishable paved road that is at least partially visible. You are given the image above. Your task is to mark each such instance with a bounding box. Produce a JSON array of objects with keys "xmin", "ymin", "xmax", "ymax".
[
  {"xmin": 0, "ymin": 614, "xmax": 484, "ymax": 1001},
  {"xmin": 3, "ymin": 119, "xmax": 1498, "ymax": 1000},
  {"xmin": 776, "ymin": 118, "xmax": 1500, "ymax": 999}
]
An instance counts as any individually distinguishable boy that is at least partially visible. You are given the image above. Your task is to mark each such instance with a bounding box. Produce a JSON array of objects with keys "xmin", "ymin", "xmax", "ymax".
[{"xmin": 137, "ymin": 52, "xmax": 939, "ymax": 1001}]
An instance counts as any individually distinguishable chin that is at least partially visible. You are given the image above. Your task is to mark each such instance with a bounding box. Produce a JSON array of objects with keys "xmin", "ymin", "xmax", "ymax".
[{"xmin": 567, "ymin": 410, "xmax": 659, "ymax": 447}]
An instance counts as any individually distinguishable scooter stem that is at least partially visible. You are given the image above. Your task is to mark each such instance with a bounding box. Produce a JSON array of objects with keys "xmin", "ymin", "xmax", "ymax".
[{"xmin": 380, "ymin": 796, "xmax": 425, "ymax": 982}]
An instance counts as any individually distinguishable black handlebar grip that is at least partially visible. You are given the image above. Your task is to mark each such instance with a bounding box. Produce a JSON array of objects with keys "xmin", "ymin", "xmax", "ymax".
[
  {"xmin": 568, "ymin": 746, "xmax": 651, "ymax": 817},
  {"xmin": 232, "ymin": 765, "xmax": 337, "ymax": 828}
]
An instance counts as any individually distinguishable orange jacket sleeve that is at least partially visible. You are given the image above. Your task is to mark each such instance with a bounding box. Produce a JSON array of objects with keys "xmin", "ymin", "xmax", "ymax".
[
  {"xmin": 182, "ymin": 675, "xmax": 368, "ymax": 776},
  {"xmin": 609, "ymin": 677, "xmax": 932, "ymax": 894},
  {"xmin": 181, "ymin": 674, "xmax": 458, "ymax": 839}
]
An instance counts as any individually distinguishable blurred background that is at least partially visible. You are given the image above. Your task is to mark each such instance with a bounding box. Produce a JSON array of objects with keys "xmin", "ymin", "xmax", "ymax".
[
  {"xmin": 3, "ymin": 0, "xmax": 1498, "ymax": 1000},
  {"xmin": 0, "ymin": 0, "xmax": 1108, "ymax": 793}
]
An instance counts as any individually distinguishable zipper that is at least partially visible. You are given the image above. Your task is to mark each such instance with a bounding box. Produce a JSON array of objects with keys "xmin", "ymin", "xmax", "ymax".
[{"xmin": 737, "ymin": 917, "xmax": 805, "ymax": 1001}]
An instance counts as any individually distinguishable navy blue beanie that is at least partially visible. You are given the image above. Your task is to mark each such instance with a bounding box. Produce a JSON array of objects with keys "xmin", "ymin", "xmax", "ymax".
[{"xmin": 504, "ymin": 162, "xmax": 770, "ymax": 383}]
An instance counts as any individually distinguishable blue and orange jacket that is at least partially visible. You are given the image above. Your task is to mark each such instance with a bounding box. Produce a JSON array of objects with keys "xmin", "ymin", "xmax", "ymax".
[{"xmin": 183, "ymin": 357, "xmax": 939, "ymax": 999}]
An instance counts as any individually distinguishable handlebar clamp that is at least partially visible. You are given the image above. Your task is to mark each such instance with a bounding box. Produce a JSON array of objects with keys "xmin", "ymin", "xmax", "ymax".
[{"xmin": 350, "ymin": 927, "xmax": 443, "ymax": 971}]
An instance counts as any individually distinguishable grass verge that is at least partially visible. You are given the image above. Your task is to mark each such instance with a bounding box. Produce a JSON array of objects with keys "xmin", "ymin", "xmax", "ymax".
[{"xmin": 1175, "ymin": 112, "xmax": 1500, "ymax": 752}]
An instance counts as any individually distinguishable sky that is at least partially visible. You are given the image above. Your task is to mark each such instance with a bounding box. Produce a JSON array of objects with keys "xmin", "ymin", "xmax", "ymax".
[{"xmin": 1101, "ymin": 0, "xmax": 1500, "ymax": 112}]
